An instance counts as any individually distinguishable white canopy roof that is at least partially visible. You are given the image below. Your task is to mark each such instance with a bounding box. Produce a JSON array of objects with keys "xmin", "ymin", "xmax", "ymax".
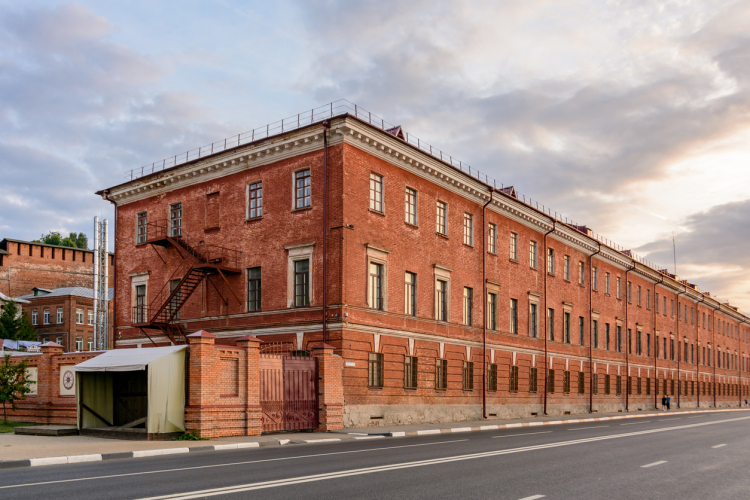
[{"xmin": 74, "ymin": 345, "xmax": 188, "ymax": 372}]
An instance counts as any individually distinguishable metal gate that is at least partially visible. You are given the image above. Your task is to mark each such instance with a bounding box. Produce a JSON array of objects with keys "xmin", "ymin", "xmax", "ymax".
[{"xmin": 260, "ymin": 352, "xmax": 318, "ymax": 432}]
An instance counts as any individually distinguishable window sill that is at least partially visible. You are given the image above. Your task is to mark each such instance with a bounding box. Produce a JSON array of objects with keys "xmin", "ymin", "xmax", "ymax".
[
  {"xmin": 463, "ymin": 244, "xmax": 474, "ymax": 249},
  {"xmin": 404, "ymin": 387, "xmax": 417, "ymax": 391},
  {"xmin": 204, "ymin": 227, "xmax": 220, "ymax": 233},
  {"xmin": 509, "ymin": 258, "xmax": 518, "ymax": 264},
  {"xmin": 488, "ymin": 251, "xmax": 497, "ymax": 256},
  {"xmin": 369, "ymin": 209, "xmax": 385, "ymax": 217},
  {"xmin": 548, "ymin": 272, "xmax": 555, "ymax": 277},
  {"xmin": 436, "ymin": 232, "xmax": 449, "ymax": 240},
  {"xmin": 135, "ymin": 242, "xmax": 148, "ymax": 247},
  {"xmin": 292, "ymin": 206, "xmax": 312, "ymax": 213},
  {"xmin": 404, "ymin": 222, "xmax": 419, "ymax": 229},
  {"xmin": 246, "ymin": 216, "xmax": 263, "ymax": 223}
]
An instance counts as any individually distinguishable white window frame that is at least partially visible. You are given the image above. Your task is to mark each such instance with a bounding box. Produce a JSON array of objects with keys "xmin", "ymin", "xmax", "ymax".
[
  {"xmin": 43, "ymin": 309, "xmax": 50, "ymax": 325},
  {"xmin": 579, "ymin": 261, "xmax": 585, "ymax": 285},
  {"xmin": 463, "ymin": 213, "xmax": 473, "ymax": 246},
  {"xmin": 488, "ymin": 223, "xmax": 496, "ymax": 254},
  {"xmin": 564, "ymin": 255, "xmax": 570, "ymax": 281},
  {"xmin": 436, "ymin": 201, "xmax": 447, "ymax": 235},
  {"xmin": 369, "ymin": 173, "xmax": 384, "ymax": 213},
  {"xmin": 246, "ymin": 181, "xmax": 263, "ymax": 219},
  {"xmin": 88, "ymin": 310, "xmax": 94, "ymax": 325},
  {"xmin": 510, "ymin": 232, "xmax": 519, "ymax": 261},
  {"xmin": 56, "ymin": 308, "xmax": 63, "ymax": 324},
  {"xmin": 434, "ymin": 265, "xmax": 452, "ymax": 322},
  {"xmin": 529, "ymin": 293, "xmax": 541, "ymax": 338},
  {"xmin": 366, "ymin": 244, "xmax": 389, "ymax": 310},
  {"xmin": 285, "ymin": 242, "xmax": 315, "ymax": 308},
  {"xmin": 405, "ymin": 187, "xmax": 418, "ymax": 226},
  {"xmin": 605, "ymin": 272, "xmax": 610, "ymax": 295},
  {"xmin": 130, "ymin": 271, "xmax": 150, "ymax": 322},
  {"xmin": 31, "ymin": 310, "xmax": 38, "ymax": 326},
  {"xmin": 76, "ymin": 308, "xmax": 83, "ymax": 325},
  {"xmin": 530, "ymin": 241, "xmax": 538, "ymax": 269}
]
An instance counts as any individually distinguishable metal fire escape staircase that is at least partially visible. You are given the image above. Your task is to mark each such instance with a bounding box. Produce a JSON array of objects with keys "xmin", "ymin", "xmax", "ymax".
[{"xmin": 132, "ymin": 222, "xmax": 242, "ymax": 345}]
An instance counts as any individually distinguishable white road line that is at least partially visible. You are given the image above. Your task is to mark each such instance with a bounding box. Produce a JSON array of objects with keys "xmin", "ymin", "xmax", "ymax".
[
  {"xmin": 519, "ymin": 495, "xmax": 546, "ymax": 500},
  {"xmin": 620, "ymin": 421, "xmax": 651, "ymax": 426},
  {"xmin": 641, "ymin": 461, "xmax": 667, "ymax": 468},
  {"xmin": 712, "ymin": 444, "xmax": 727, "ymax": 448},
  {"xmin": 0, "ymin": 440, "xmax": 469, "ymax": 490},
  {"xmin": 492, "ymin": 432, "xmax": 552, "ymax": 438},
  {"xmin": 136, "ymin": 417, "xmax": 750, "ymax": 500},
  {"xmin": 568, "ymin": 425, "xmax": 609, "ymax": 430}
]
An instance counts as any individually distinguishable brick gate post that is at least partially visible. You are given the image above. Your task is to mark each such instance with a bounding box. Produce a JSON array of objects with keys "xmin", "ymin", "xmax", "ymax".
[
  {"xmin": 185, "ymin": 330, "xmax": 217, "ymax": 438},
  {"xmin": 38, "ymin": 342, "xmax": 63, "ymax": 402},
  {"xmin": 236, "ymin": 335, "xmax": 263, "ymax": 436},
  {"xmin": 311, "ymin": 343, "xmax": 344, "ymax": 431}
]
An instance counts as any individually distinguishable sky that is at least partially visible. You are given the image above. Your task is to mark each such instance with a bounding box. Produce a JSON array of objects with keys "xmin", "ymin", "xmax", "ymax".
[{"xmin": 1, "ymin": 0, "xmax": 749, "ymax": 310}]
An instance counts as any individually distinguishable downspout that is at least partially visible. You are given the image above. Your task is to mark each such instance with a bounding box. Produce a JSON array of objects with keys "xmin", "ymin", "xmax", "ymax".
[
  {"xmin": 589, "ymin": 241, "xmax": 601, "ymax": 413},
  {"xmin": 697, "ymin": 295, "xmax": 705, "ymax": 408},
  {"xmin": 481, "ymin": 189, "xmax": 494, "ymax": 420},
  {"xmin": 740, "ymin": 321, "xmax": 747, "ymax": 408},
  {"xmin": 103, "ymin": 189, "xmax": 117, "ymax": 349},
  {"xmin": 542, "ymin": 219, "xmax": 556, "ymax": 416},
  {"xmin": 624, "ymin": 262, "xmax": 636, "ymax": 412},
  {"xmin": 654, "ymin": 275, "xmax": 663, "ymax": 410},
  {"xmin": 675, "ymin": 286, "xmax": 687, "ymax": 409},
  {"xmin": 712, "ymin": 303, "xmax": 720, "ymax": 407},
  {"xmin": 322, "ymin": 120, "xmax": 329, "ymax": 344}
]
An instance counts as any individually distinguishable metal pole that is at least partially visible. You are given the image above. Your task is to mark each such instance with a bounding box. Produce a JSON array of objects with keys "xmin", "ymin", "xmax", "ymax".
[
  {"xmin": 481, "ymin": 189, "xmax": 494, "ymax": 419},
  {"xmin": 93, "ymin": 217, "xmax": 100, "ymax": 352},
  {"xmin": 590, "ymin": 242, "xmax": 602, "ymax": 412},
  {"xmin": 542, "ymin": 220, "xmax": 556, "ymax": 415}
]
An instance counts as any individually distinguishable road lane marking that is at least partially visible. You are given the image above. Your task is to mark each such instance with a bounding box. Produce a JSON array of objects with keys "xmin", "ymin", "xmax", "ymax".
[
  {"xmin": 712, "ymin": 444, "xmax": 727, "ymax": 448},
  {"xmin": 620, "ymin": 421, "xmax": 650, "ymax": 425},
  {"xmin": 0, "ymin": 440, "xmax": 469, "ymax": 490},
  {"xmin": 519, "ymin": 495, "xmax": 545, "ymax": 500},
  {"xmin": 641, "ymin": 461, "xmax": 667, "ymax": 468},
  {"xmin": 492, "ymin": 432, "xmax": 552, "ymax": 438},
  {"xmin": 136, "ymin": 417, "xmax": 750, "ymax": 500},
  {"xmin": 568, "ymin": 425, "xmax": 608, "ymax": 430}
]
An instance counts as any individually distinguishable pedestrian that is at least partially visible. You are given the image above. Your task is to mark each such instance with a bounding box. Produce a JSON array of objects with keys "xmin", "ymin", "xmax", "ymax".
[
  {"xmin": 661, "ymin": 395, "xmax": 666, "ymax": 411},
  {"xmin": 745, "ymin": 398, "xmax": 748, "ymax": 407},
  {"xmin": 666, "ymin": 395, "xmax": 671, "ymax": 410}
]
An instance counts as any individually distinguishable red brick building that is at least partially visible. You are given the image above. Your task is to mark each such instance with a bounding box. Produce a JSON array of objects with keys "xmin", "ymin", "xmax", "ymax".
[{"xmin": 99, "ymin": 110, "xmax": 750, "ymax": 427}]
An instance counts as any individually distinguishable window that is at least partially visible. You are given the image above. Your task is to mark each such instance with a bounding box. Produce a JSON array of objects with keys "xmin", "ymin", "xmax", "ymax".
[
  {"xmin": 136, "ymin": 212, "xmax": 148, "ymax": 244},
  {"xmin": 592, "ymin": 267, "xmax": 598, "ymax": 291},
  {"xmin": 170, "ymin": 202, "xmax": 182, "ymax": 237},
  {"xmin": 593, "ymin": 319, "xmax": 599, "ymax": 348},
  {"xmin": 205, "ymin": 192, "xmax": 220, "ymax": 229},
  {"xmin": 87, "ymin": 339, "xmax": 93, "ymax": 351},
  {"xmin": 578, "ymin": 372, "xmax": 585, "ymax": 394},
  {"xmin": 564, "ymin": 256, "xmax": 571, "ymax": 280},
  {"xmin": 548, "ymin": 308, "xmax": 555, "ymax": 341},
  {"xmin": 75, "ymin": 337, "xmax": 83, "ymax": 351},
  {"xmin": 367, "ymin": 172, "xmax": 386, "ymax": 214},
  {"xmin": 248, "ymin": 181, "xmax": 263, "ymax": 219},
  {"xmin": 405, "ymin": 188, "xmax": 417, "ymax": 225},
  {"xmin": 487, "ymin": 293, "xmax": 498, "ymax": 330},
  {"xmin": 616, "ymin": 325, "xmax": 622, "ymax": 352},
  {"xmin": 579, "ymin": 316, "xmax": 584, "ymax": 345},
  {"xmin": 547, "ymin": 248, "xmax": 555, "ymax": 275},
  {"xmin": 31, "ymin": 310, "xmax": 37, "ymax": 326},
  {"xmin": 487, "ymin": 223, "xmax": 496, "ymax": 254},
  {"xmin": 510, "ymin": 232, "xmax": 519, "ymax": 260},
  {"xmin": 436, "ymin": 201, "xmax": 447, "ymax": 235},
  {"xmin": 404, "ymin": 356, "xmax": 418, "ymax": 389},
  {"xmin": 529, "ymin": 367, "xmax": 538, "ymax": 393},
  {"xmin": 463, "ymin": 287, "xmax": 473, "ymax": 326},
  {"xmin": 670, "ymin": 338, "xmax": 675, "ymax": 361},
  {"xmin": 169, "ymin": 279, "xmax": 181, "ymax": 320},
  {"xmin": 637, "ymin": 377, "xmax": 642, "ymax": 395},
  {"xmin": 664, "ymin": 297, "xmax": 668, "ymax": 316},
  {"xmin": 436, "ymin": 359, "xmax": 448, "ymax": 390},
  {"xmin": 616, "ymin": 375, "xmax": 622, "ymax": 395},
  {"xmin": 368, "ymin": 262, "xmax": 384, "ymax": 310},
  {"xmin": 509, "ymin": 298, "xmax": 518, "ymax": 334},
  {"xmin": 135, "ymin": 285, "xmax": 146, "ymax": 323},
  {"xmin": 247, "ymin": 267, "xmax": 262, "ymax": 312},
  {"xmin": 647, "ymin": 289, "xmax": 651, "ymax": 309},
  {"xmin": 646, "ymin": 377, "xmax": 651, "ymax": 395},
  {"xmin": 671, "ymin": 299, "xmax": 674, "ymax": 317},
  {"xmin": 436, "ymin": 279, "xmax": 448, "ymax": 321},
  {"xmin": 605, "ymin": 323, "xmax": 610, "ymax": 350},
  {"xmin": 509, "ymin": 365, "xmax": 519, "ymax": 392},
  {"xmin": 295, "ymin": 169, "xmax": 311, "ymax": 209},
  {"xmin": 604, "ymin": 374, "xmax": 611, "ymax": 395},
  {"xmin": 294, "ymin": 259, "xmax": 310, "ymax": 307},
  {"xmin": 56, "ymin": 308, "xmax": 63, "ymax": 324},
  {"xmin": 488, "ymin": 363, "xmax": 498, "ymax": 391},
  {"xmin": 530, "ymin": 303, "xmax": 538, "ymax": 338},
  {"xmin": 547, "ymin": 369, "xmax": 555, "ymax": 393},
  {"xmin": 530, "ymin": 241, "xmax": 538, "ymax": 269},
  {"xmin": 88, "ymin": 310, "xmax": 93, "ymax": 325},
  {"xmin": 463, "ymin": 361, "xmax": 474, "ymax": 390},
  {"xmin": 627, "ymin": 281, "xmax": 632, "ymax": 303},
  {"xmin": 76, "ymin": 308, "xmax": 83, "ymax": 325},
  {"xmin": 605, "ymin": 272, "xmax": 611, "ymax": 294},
  {"xmin": 637, "ymin": 330, "xmax": 642, "ymax": 355},
  {"xmin": 637, "ymin": 286, "xmax": 642, "ymax": 306},
  {"xmin": 56, "ymin": 336, "xmax": 63, "ymax": 346},
  {"xmin": 368, "ymin": 353, "xmax": 384, "ymax": 388},
  {"xmin": 616, "ymin": 277, "xmax": 621, "ymax": 299},
  {"xmin": 405, "ymin": 272, "xmax": 417, "ymax": 316},
  {"xmin": 592, "ymin": 373, "xmax": 599, "ymax": 394},
  {"xmin": 579, "ymin": 262, "xmax": 585, "ymax": 285},
  {"xmin": 563, "ymin": 370, "xmax": 571, "ymax": 394},
  {"xmin": 656, "ymin": 293, "xmax": 660, "ymax": 313},
  {"xmin": 463, "ymin": 214, "xmax": 473, "ymax": 246}
]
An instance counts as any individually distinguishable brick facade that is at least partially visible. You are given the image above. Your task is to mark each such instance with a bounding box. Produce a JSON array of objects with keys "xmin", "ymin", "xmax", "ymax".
[{"xmin": 101, "ymin": 113, "xmax": 750, "ymax": 428}]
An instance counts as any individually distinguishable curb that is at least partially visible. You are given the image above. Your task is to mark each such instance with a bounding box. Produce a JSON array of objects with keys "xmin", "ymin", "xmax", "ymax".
[{"xmin": 1, "ymin": 408, "xmax": 746, "ymax": 471}]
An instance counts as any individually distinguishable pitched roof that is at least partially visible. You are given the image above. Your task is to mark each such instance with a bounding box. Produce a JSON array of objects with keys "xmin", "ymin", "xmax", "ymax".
[
  {"xmin": 0, "ymin": 291, "xmax": 30, "ymax": 304},
  {"xmin": 15, "ymin": 287, "xmax": 114, "ymax": 301}
]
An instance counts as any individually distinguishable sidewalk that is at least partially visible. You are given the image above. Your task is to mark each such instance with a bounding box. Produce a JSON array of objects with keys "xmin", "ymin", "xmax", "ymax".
[{"xmin": 1, "ymin": 406, "xmax": 747, "ymax": 468}]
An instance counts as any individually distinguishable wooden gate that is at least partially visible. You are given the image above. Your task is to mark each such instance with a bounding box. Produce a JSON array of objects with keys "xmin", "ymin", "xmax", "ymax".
[{"xmin": 260, "ymin": 353, "xmax": 318, "ymax": 432}]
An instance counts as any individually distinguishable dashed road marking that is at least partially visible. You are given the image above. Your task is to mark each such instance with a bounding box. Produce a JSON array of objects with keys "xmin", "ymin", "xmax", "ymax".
[
  {"xmin": 712, "ymin": 444, "xmax": 727, "ymax": 448},
  {"xmin": 492, "ymin": 432, "xmax": 552, "ymax": 438},
  {"xmin": 568, "ymin": 425, "xmax": 608, "ymax": 431},
  {"xmin": 641, "ymin": 461, "xmax": 667, "ymax": 468}
]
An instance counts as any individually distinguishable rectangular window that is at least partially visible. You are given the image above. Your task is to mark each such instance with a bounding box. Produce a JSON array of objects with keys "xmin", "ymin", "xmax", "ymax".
[
  {"xmin": 564, "ymin": 255, "xmax": 571, "ymax": 280},
  {"xmin": 368, "ymin": 262, "xmax": 384, "ymax": 310},
  {"xmin": 637, "ymin": 377, "xmax": 642, "ymax": 395},
  {"xmin": 404, "ymin": 356, "xmax": 418, "ymax": 389},
  {"xmin": 463, "ymin": 213, "xmax": 473, "ymax": 246},
  {"xmin": 616, "ymin": 325, "xmax": 622, "ymax": 352},
  {"xmin": 487, "ymin": 293, "xmax": 497, "ymax": 330},
  {"xmin": 485, "ymin": 363, "xmax": 497, "ymax": 392},
  {"xmin": 548, "ymin": 308, "xmax": 555, "ymax": 341},
  {"xmin": 368, "ymin": 353, "xmax": 384, "ymax": 387},
  {"xmin": 593, "ymin": 320, "xmax": 599, "ymax": 348},
  {"xmin": 605, "ymin": 323, "xmax": 610, "ymax": 350},
  {"xmin": 616, "ymin": 375, "xmax": 622, "ymax": 396},
  {"xmin": 88, "ymin": 310, "xmax": 93, "ymax": 325},
  {"xmin": 136, "ymin": 212, "xmax": 148, "ymax": 244},
  {"xmin": 488, "ymin": 223, "xmax": 496, "ymax": 254},
  {"xmin": 563, "ymin": 370, "xmax": 571, "ymax": 394},
  {"xmin": 405, "ymin": 188, "xmax": 417, "ymax": 225},
  {"xmin": 463, "ymin": 287, "xmax": 473, "ymax": 326},
  {"xmin": 637, "ymin": 286, "xmax": 642, "ymax": 306},
  {"xmin": 170, "ymin": 202, "xmax": 182, "ymax": 237},
  {"xmin": 605, "ymin": 374, "xmax": 611, "ymax": 395},
  {"xmin": 295, "ymin": 169, "xmax": 311, "ymax": 209},
  {"xmin": 405, "ymin": 272, "xmax": 417, "ymax": 316},
  {"xmin": 671, "ymin": 299, "xmax": 674, "ymax": 317},
  {"xmin": 509, "ymin": 298, "xmax": 518, "ymax": 333},
  {"xmin": 593, "ymin": 373, "xmax": 599, "ymax": 395},
  {"xmin": 578, "ymin": 372, "xmax": 585, "ymax": 394},
  {"xmin": 463, "ymin": 361, "xmax": 474, "ymax": 390},
  {"xmin": 606, "ymin": 272, "xmax": 611, "ymax": 295},
  {"xmin": 436, "ymin": 201, "xmax": 447, "ymax": 235},
  {"xmin": 547, "ymin": 248, "xmax": 555, "ymax": 275},
  {"xmin": 205, "ymin": 191, "xmax": 220, "ymax": 229},
  {"xmin": 637, "ymin": 330, "xmax": 642, "ymax": 355},
  {"xmin": 510, "ymin": 232, "xmax": 519, "ymax": 260},
  {"xmin": 135, "ymin": 285, "xmax": 146, "ymax": 323},
  {"xmin": 579, "ymin": 262, "xmax": 585, "ymax": 285},
  {"xmin": 248, "ymin": 181, "xmax": 263, "ymax": 219},
  {"xmin": 617, "ymin": 277, "xmax": 621, "ymax": 299},
  {"xmin": 56, "ymin": 308, "xmax": 63, "ymax": 324},
  {"xmin": 579, "ymin": 316, "xmax": 584, "ymax": 345},
  {"xmin": 366, "ymin": 174, "xmax": 383, "ymax": 215},
  {"xmin": 656, "ymin": 293, "xmax": 660, "ymax": 312},
  {"xmin": 530, "ymin": 241, "xmax": 538, "ymax": 269},
  {"xmin": 436, "ymin": 279, "xmax": 448, "ymax": 321},
  {"xmin": 436, "ymin": 359, "xmax": 448, "ymax": 390},
  {"xmin": 647, "ymin": 289, "xmax": 651, "ymax": 309},
  {"xmin": 592, "ymin": 267, "xmax": 598, "ymax": 291},
  {"xmin": 664, "ymin": 297, "xmax": 668, "ymax": 316},
  {"xmin": 247, "ymin": 267, "xmax": 262, "ymax": 312},
  {"xmin": 547, "ymin": 369, "xmax": 555, "ymax": 393},
  {"xmin": 529, "ymin": 367, "xmax": 538, "ymax": 393},
  {"xmin": 564, "ymin": 312, "xmax": 571, "ymax": 343},
  {"xmin": 169, "ymin": 279, "xmax": 181, "ymax": 320},
  {"xmin": 530, "ymin": 303, "xmax": 538, "ymax": 338},
  {"xmin": 75, "ymin": 337, "xmax": 83, "ymax": 351},
  {"xmin": 627, "ymin": 281, "xmax": 632, "ymax": 303},
  {"xmin": 509, "ymin": 365, "xmax": 519, "ymax": 392},
  {"xmin": 87, "ymin": 339, "xmax": 93, "ymax": 351},
  {"xmin": 32, "ymin": 310, "xmax": 38, "ymax": 325},
  {"xmin": 670, "ymin": 338, "xmax": 675, "ymax": 361},
  {"xmin": 76, "ymin": 308, "xmax": 83, "ymax": 324},
  {"xmin": 294, "ymin": 259, "xmax": 310, "ymax": 307},
  {"xmin": 646, "ymin": 377, "xmax": 651, "ymax": 395},
  {"xmin": 647, "ymin": 334, "xmax": 651, "ymax": 357}
]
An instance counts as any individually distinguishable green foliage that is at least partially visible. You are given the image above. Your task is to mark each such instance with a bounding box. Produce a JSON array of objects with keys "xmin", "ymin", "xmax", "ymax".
[
  {"xmin": 176, "ymin": 430, "xmax": 208, "ymax": 441},
  {"xmin": 0, "ymin": 355, "xmax": 33, "ymax": 424},
  {"xmin": 0, "ymin": 421, "xmax": 34, "ymax": 433},
  {"xmin": 32, "ymin": 231, "xmax": 88, "ymax": 249},
  {"xmin": 0, "ymin": 301, "xmax": 36, "ymax": 341}
]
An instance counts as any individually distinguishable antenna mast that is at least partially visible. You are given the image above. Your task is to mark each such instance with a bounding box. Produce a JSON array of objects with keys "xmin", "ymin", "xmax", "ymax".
[
  {"xmin": 93, "ymin": 217, "xmax": 109, "ymax": 350},
  {"xmin": 672, "ymin": 231, "xmax": 677, "ymax": 276}
]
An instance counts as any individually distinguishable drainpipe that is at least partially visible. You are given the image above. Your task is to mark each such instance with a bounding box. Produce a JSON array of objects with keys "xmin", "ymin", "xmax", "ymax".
[
  {"xmin": 103, "ymin": 189, "xmax": 117, "ymax": 349},
  {"xmin": 675, "ymin": 286, "xmax": 687, "ymax": 409},
  {"xmin": 322, "ymin": 120, "xmax": 329, "ymax": 345},
  {"xmin": 542, "ymin": 219, "xmax": 556, "ymax": 416},
  {"xmin": 589, "ymin": 241, "xmax": 601, "ymax": 413},
  {"xmin": 712, "ymin": 303, "xmax": 720, "ymax": 407},
  {"xmin": 481, "ymin": 189, "xmax": 494, "ymax": 420},
  {"xmin": 624, "ymin": 262, "xmax": 635, "ymax": 412},
  {"xmin": 654, "ymin": 275, "xmax": 663, "ymax": 410},
  {"xmin": 740, "ymin": 321, "xmax": 747, "ymax": 408},
  {"xmin": 697, "ymin": 295, "xmax": 705, "ymax": 408}
]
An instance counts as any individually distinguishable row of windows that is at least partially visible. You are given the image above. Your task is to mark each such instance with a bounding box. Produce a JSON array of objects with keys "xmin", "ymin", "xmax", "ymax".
[{"xmin": 30, "ymin": 308, "xmax": 95, "ymax": 326}]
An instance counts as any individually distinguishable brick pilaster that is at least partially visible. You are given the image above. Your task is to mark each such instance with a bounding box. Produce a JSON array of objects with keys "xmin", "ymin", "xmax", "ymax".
[
  {"xmin": 185, "ymin": 330, "xmax": 216, "ymax": 437},
  {"xmin": 38, "ymin": 342, "xmax": 63, "ymax": 403},
  {"xmin": 236, "ymin": 335, "xmax": 263, "ymax": 436},
  {"xmin": 311, "ymin": 342, "xmax": 344, "ymax": 431}
]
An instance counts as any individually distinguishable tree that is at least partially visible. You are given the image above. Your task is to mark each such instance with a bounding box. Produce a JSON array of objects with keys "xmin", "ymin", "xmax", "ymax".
[
  {"xmin": 0, "ymin": 301, "xmax": 36, "ymax": 341},
  {"xmin": 32, "ymin": 231, "xmax": 88, "ymax": 249},
  {"xmin": 0, "ymin": 355, "xmax": 32, "ymax": 424}
]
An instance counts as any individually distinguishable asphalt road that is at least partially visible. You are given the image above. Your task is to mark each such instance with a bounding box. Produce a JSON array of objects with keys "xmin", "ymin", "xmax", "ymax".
[{"xmin": 2, "ymin": 412, "xmax": 750, "ymax": 500}]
